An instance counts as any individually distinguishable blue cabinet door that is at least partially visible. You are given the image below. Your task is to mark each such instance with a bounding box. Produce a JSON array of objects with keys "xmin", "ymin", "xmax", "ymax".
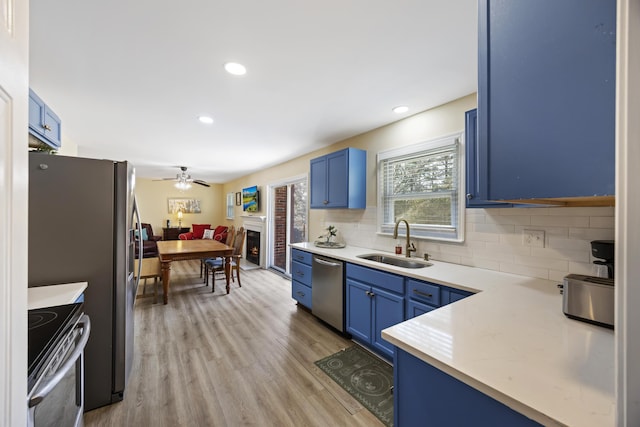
[
  {"xmin": 394, "ymin": 348, "xmax": 542, "ymax": 426},
  {"xmin": 28, "ymin": 88, "xmax": 62, "ymax": 149},
  {"xmin": 325, "ymin": 150, "xmax": 348, "ymax": 207},
  {"xmin": 310, "ymin": 148, "xmax": 366, "ymax": 209},
  {"xmin": 309, "ymin": 156, "xmax": 328, "ymax": 208},
  {"xmin": 346, "ymin": 279, "xmax": 372, "ymax": 343},
  {"xmin": 371, "ymin": 287, "xmax": 404, "ymax": 358},
  {"xmin": 478, "ymin": 0, "xmax": 615, "ymax": 201},
  {"xmin": 465, "ymin": 108, "xmax": 512, "ymax": 208}
]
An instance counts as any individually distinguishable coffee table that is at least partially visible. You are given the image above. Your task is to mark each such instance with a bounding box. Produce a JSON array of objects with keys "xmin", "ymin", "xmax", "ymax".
[{"xmin": 157, "ymin": 239, "xmax": 233, "ymax": 304}]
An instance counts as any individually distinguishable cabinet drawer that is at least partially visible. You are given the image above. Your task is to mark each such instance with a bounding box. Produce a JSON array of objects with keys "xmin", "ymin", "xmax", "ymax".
[
  {"xmin": 406, "ymin": 299, "xmax": 437, "ymax": 319},
  {"xmin": 292, "ymin": 261, "xmax": 312, "ymax": 286},
  {"xmin": 346, "ymin": 263, "xmax": 404, "ymax": 294},
  {"xmin": 291, "ymin": 249, "xmax": 312, "ymax": 265},
  {"xmin": 292, "ymin": 280, "xmax": 312, "ymax": 308},
  {"xmin": 407, "ymin": 279, "xmax": 441, "ymax": 307}
]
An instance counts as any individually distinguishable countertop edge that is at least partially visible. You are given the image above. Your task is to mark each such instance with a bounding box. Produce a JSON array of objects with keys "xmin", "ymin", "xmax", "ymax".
[{"xmin": 28, "ymin": 282, "xmax": 88, "ymax": 310}]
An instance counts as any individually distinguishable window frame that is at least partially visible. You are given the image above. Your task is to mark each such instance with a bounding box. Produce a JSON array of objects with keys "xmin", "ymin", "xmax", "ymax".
[
  {"xmin": 377, "ymin": 132, "xmax": 465, "ymax": 242},
  {"xmin": 226, "ymin": 192, "xmax": 234, "ymax": 219}
]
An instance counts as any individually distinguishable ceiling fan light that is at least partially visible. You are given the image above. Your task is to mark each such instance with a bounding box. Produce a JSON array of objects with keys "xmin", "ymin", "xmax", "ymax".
[{"xmin": 175, "ymin": 180, "xmax": 191, "ymax": 191}]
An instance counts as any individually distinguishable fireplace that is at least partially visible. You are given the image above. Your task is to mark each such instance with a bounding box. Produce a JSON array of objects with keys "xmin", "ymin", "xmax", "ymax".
[
  {"xmin": 246, "ymin": 230, "xmax": 260, "ymax": 265},
  {"xmin": 242, "ymin": 215, "xmax": 266, "ymax": 268}
]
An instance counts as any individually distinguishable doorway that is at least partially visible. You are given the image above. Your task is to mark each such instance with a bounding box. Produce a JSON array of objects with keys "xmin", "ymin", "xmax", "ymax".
[{"xmin": 269, "ymin": 176, "xmax": 307, "ymax": 275}]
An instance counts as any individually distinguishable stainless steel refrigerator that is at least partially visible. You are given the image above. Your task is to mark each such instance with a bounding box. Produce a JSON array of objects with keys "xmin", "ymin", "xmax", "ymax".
[{"xmin": 28, "ymin": 152, "xmax": 141, "ymax": 411}]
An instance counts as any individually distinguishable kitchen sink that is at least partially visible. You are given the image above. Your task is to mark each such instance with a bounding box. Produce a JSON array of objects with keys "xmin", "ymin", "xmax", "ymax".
[{"xmin": 356, "ymin": 253, "xmax": 433, "ymax": 269}]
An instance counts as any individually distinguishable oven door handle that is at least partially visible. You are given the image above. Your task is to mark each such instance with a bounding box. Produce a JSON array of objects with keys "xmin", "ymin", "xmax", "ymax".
[{"xmin": 28, "ymin": 315, "xmax": 91, "ymax": 408}]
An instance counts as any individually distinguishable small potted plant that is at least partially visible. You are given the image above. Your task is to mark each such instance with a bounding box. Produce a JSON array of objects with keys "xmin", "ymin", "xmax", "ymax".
[
  {"xmin": 315, "ymin": 225, "xmax": 344, "ymax": 248},
  {"xmin": 321, "ymin": 225, "xmax": 337, "ymax": 244}
]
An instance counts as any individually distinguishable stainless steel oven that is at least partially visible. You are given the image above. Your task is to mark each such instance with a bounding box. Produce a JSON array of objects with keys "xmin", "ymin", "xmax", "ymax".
[{"xmin": 28, "ymin": 309, "xmax": 90, "ymax": 427}]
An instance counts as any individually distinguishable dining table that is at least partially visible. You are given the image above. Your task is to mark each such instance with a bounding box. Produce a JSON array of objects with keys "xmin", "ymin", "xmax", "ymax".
[{"xmin": 156, "ymin": 239, "xmax": 233, "ymax": 304}]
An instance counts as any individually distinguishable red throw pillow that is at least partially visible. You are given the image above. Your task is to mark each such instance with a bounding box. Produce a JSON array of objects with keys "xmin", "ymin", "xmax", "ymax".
[
  {"xmin": 191, "ymin": 224, "xmax": 211, "ymax": 239},
  {"xmin": 213, "ymin": 225, "xmax": 228, "ymax": 241}
]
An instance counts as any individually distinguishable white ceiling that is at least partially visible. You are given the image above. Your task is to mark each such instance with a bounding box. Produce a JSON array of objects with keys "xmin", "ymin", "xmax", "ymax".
[{"xmin": 29, "ymin": 0, "xmax": 477, "ymax": 183}]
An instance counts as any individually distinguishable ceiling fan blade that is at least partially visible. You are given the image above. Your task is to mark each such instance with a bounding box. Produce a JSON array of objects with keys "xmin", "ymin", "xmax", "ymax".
[{"xmin": 193, "ymin": 180, "xmax": 210, "ymax": 187}]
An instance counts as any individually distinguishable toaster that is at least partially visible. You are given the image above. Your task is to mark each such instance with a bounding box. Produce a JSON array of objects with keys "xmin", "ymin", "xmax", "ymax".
[{"xmin": 560, "ymin": 274, "xmax": 614, "ymax": 329}]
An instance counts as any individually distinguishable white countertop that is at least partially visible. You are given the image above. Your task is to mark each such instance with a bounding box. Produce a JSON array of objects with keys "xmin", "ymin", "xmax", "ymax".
[
  {"xmin": 28, "ymin": 282, "xmax": 88, "ymax": 310},
  {"xmin": 291, "ymin": 242, "xmax": 615, "ymax": 427}
]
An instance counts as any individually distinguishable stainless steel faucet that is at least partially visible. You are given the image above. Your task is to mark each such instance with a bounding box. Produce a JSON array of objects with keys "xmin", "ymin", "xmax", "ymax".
[{"xmin": 393, "ymin": 219, "xmax": 416, "ymax": 258}]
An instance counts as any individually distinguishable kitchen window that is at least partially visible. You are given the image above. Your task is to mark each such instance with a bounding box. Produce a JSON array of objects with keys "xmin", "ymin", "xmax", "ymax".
[{"xmin": 378, "ymin": 133, "xmax": 465, "ymax": 242}]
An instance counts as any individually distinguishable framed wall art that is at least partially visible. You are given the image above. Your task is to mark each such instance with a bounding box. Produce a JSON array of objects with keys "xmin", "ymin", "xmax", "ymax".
[
  {"xmin": 168, "ymin": 198, "xmax": 202, "ymax": 214},
  {"xmin": 235, "ymin": 192, "xmax": 242, "ymax": 206}
]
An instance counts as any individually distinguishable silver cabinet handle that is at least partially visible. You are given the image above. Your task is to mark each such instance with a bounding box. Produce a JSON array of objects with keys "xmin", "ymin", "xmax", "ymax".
[
  {"xmin": 314, "ymin": 258, "xmax": 341, "ymax": 267},
  {"xmin": 466, "ymin": 193, "xmax": 473, "ymax": 200},
  {"xmin": 413, "ymin": 289, "xmax": 433, "ymax": 298},
  {"xmin": 296, "ymin": 291, "xmax": 305, "ymax": 297},
  {"xmin": 43, "ymin": 124, "xmax": 52, "ymax": 131},
  {"xmin": 28, "ymin": 315, "xmax": 91, "ymax": 407}
]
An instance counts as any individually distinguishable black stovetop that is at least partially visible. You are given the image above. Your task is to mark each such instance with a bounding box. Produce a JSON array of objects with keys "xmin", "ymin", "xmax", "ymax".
[{"xmin": 28, "ymin": 303, "xmax": 83, "ymax": 392}]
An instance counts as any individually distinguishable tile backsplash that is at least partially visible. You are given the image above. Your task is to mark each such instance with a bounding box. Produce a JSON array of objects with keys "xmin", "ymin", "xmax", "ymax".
[{"xmin": 319, "ymin": 206, "xmax": 615, "ymax": 282}]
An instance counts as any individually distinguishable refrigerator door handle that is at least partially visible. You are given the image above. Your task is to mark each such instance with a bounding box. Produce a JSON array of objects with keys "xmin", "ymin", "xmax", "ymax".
[{"xmin": 133, "ymin": 197, "xmax": 142, "ymax": 291}]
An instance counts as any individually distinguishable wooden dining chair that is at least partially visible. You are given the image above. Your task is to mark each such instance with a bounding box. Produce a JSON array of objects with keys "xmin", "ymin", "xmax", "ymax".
[
  {"xmin": 204, "ymin": 227, "xmax": 245, "ymax": 292},
  {"xmin": 200, "ymin": 225, "xmax": 235, "ymax": 279}
]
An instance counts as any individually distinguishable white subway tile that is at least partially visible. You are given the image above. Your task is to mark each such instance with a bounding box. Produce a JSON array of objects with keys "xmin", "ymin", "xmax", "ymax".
[
  {"xmin": 460, "ymin": 257, "xmax": 501, "ymax": 271},
  {"xmin": 512, "ymin": 255, "xmax": 569, "ymax": 271},
  {"xmin": 485, "ymin": 215, "xmax": 532, "ymax": 226},
  {"xmin": 466, "ymin": 231, "xmax": 501, "ymax": 243},
  {"xmin": 486, "ymin": 242, "xmax": 532, "ymax": 256},
  {"xmin": 547, "ymin": 237, "xmax": 590, "ymax": 251},
  {"xmin": 568, "ymin": 228, "xmax": 615, "ymax": 241},
  {"xmin": 474, "ymin": 223, "xmax": 516, "ymax": 234},
  {"xmin": 531, "ymin": 216, "xmax": 590, "ymax": 227},
  {"xmin": 549, "ymin": 270, "xmax": 570, "ymax": 282},
  {"xmin": 546, "ymin": 206, "xmax": 614, "ymax": 216},
  {"xmin": 589, "ymin": 216, "xmax": 615, "ymax": 229},
  {"xmin": 531, "ymin": 247, "xmax": 590, "ymax": 263}
]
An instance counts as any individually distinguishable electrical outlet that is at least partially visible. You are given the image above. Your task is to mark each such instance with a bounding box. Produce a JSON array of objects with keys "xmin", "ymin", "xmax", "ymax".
[{"xmin": 522, "ymin": 229, "xmax": 545, "ymax": 248}]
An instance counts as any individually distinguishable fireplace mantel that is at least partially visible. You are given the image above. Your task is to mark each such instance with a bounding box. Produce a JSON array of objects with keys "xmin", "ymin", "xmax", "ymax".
[{"xmin": 241, "ymin": 215, "xmax": 267, "ymax": 268}]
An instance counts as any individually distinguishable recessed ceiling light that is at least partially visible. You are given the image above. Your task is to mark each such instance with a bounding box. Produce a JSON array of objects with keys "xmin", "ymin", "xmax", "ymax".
[
  {"xmin": 198, "ymin": 115, "xmax": 214, "ymax": 124},
  {"xmin": 224, "ymin": 62, "xmax": 247, "ymax": 76},
  {"xmin": 393, "ymin": 106, "xmax": 409, "ymax": 114}
]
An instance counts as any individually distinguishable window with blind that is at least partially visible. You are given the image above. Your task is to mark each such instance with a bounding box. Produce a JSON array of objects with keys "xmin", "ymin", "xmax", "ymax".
[
  {"xmin": 377, "ymin": 133, "xmax": 465, "ymax": 242},
  {"xmin": 226, "ymin": 192, "xmax": 234, "ymax": 219}
]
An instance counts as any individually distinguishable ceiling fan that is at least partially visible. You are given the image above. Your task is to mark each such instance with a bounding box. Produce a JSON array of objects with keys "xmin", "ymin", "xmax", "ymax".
[{"xmin": 157, "ymin": 166, "xmax": 210, "ymax": 189}]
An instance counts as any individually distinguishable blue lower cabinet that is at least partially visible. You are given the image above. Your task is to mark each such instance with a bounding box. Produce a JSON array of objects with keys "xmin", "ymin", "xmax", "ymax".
[
  {"xmin": 445, "ymin": 287, "xmax": 474, "ymax": 304},
  {"xmin": 370, "ymin": 287, "xmax": 404, "ymax": 357},
  {"xmin": 346, "ymin": 263, "xmax": 405, "ymax": 360},
  {"xmin": 406, "ymin": 299, "xmax": 437, "ymax": 319},
  {"xmin": 394, "ymin": 348, "xmax": 543, "ymax": 427},
  {"xmin": 346, "ymin": 279, "xmax": 372, "ymax": 343},
  {"xmin": 291, "ymin": 249, "xmax": 313, "ymax": 309},
  {"xmin": 291, "ymin": 281, "xmax": 311, "ymax": 308}
]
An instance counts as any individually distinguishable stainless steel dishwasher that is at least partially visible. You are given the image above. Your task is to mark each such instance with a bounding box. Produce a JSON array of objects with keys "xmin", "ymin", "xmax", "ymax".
[{"xmin": 312, "ymin": 255, "xmax": 345, "ymax": 332}]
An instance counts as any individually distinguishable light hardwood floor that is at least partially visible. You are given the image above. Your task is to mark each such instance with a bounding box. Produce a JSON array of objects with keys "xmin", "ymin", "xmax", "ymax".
[{"xmin": 84, "ymin": 260, "xmax": 385, "ymax": 427}]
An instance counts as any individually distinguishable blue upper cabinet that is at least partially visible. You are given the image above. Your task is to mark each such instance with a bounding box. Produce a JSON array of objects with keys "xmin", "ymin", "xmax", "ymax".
[
  {"xmin": 465, "ymin": 108, "xmax": 512, "ymax": 208},
  {"xmin": 310, "ymin": 148, "xmax": 366, "ymax": 209},
  {"xmin": 28, "ymin": 88, "xmax": 62, "ymax": 149},
  {"xmin": 478, "ymin": 0, "xmax": 615, "ymax": 203}
]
